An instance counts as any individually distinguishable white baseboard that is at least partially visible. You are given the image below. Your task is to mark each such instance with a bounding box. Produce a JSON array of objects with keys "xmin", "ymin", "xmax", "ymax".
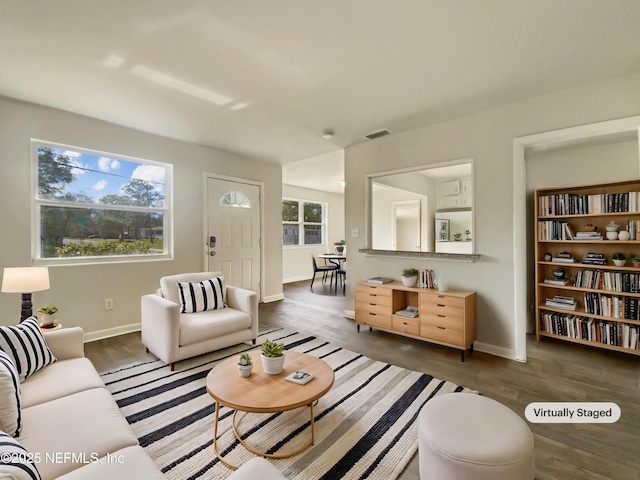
[
  {"xmin": 474, "ymin": 341, "xmax": 517, "ymax": 361},
  {"xmin": 283, "ymin": 275, "xmax": 312, "ymax": 284},
  {"xmin": 84, "ymin": 323, "xmax": 141, "ymax": 343},
  {"xmin": 263, "ymin": 293, "xmax": 285, "ymax": 303}
]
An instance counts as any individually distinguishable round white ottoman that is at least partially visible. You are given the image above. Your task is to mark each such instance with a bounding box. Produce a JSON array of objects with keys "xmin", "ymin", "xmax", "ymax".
[{"xmin": 418, "ymin": 393, "xmax": 535, "ymax": 480}]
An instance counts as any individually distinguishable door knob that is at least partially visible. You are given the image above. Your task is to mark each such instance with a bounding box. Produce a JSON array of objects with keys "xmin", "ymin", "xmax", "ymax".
[{"xmin": 209, "ymin": 251, "xmax": 216, "ymax": 256}]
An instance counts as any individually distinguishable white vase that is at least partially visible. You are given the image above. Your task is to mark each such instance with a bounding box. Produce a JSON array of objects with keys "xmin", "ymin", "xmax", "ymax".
[
  {"xmin": 606, "ymin": 231, "xmax": 618, "ymax": 240},
  {"xmin": 613, "ymin": 259, "xmax": 626, "ymax": 267},
  {"xmin": 261, "ymin": 353, "xmax": 285, "ymax": 375},
  {"xmin": 237, "ymin": 364, "xmax": 253, "ymax": 377},
  {"xmin": 401, "ymin": 275, "xmax": 417, "ymax": 287},
  {"xmin": 618, "ymin": 231, "xmax": 631, "ymax": 241}
]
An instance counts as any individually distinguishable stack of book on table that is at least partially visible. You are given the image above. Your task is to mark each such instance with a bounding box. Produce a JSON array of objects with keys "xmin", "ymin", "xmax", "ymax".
[
  {"xmin": 545, "ymin": 295, "xmax": 578, "ymax": 310},
  {"xmin": 394, "ymin": 306, "xmax": 419, "ymax": 318},
  {"xmin": 581, "ymin": 253, "xmax": 607, "ymax": 265},
  {"xmin": 367, "ymin": 277, "xmax": 393, "ymax": 284},
  {"xmin": 551, "ymin": 251, "xmax": 576, "ymax": 263}
]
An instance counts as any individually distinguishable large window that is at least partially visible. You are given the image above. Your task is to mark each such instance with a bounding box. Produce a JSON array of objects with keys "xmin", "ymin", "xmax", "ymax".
[
  {"xmin": 33, "ymin": 140, "xmax": 172, "ymax": 264},
  {"xmin": 282, "ymin": 199, "xmax": 325, "ymax": 246}
]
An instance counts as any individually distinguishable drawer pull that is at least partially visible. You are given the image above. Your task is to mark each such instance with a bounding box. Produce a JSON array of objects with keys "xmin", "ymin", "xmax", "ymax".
[
  {"xmin": 438, "ymin": 295, "xmax": 446, "ymax": 299},
  {"xmin": 437, "ymin": 304, "xmax": 446, "ymax": 307},
  {"xmin": 438, "ymin": 314, "xmax": 445, "ymax": 318},
  {"xmin": 369, "ymin": 294, "xmax": 377, "ymax": 297},
  {"xmin": 369, "ymin": 313, "xmax": 377, "ymax": 316},
  {"xmin": 437, "ymin": 326, "xmax": 446, "ymax": 330},
  {"xmin": 369, "ymin": 303, "xmax": 376, "ymax": 306}
]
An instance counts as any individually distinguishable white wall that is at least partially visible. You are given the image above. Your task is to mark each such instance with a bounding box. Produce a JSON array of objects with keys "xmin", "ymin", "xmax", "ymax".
[
  {"xmin": 282, "ymin": 184, "xmax": 345, "ymax": 283},
  {"xmin": 0, "ymin": 96, "xmax": 284, "ymax": 339},
  {"xmin": 345, "ymin": 73, "xmax": 640, "ymax": 359}
]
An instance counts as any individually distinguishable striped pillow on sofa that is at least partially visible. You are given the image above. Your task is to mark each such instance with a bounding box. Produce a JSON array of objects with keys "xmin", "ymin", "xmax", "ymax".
[
  {"xmin": 0, "ymin": 430, "xmax": 41, "ymax": 479},
  {"xmin": 177, "ymin": 277, "xmax": 226, "ymax": 313},
  {"xmin": 0, "ymin": 317, "xmax": 56, "ymax": 382},
  {"xmin": 0, "ymin": 351, "xmax": 21, "ymax": 436}
]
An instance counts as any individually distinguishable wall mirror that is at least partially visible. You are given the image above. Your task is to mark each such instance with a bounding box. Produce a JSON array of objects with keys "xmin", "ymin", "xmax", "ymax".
[{"xmin": 366, "ymin": 159, "xmax": 475, "ymax": 256}]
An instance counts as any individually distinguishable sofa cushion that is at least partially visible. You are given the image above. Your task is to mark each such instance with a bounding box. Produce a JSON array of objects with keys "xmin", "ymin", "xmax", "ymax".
[
  {"xmin": 0, "ymin": 351, "xmax": 21, "ymax": 436},
  {"xmin": 56, "ymin": 446, "xmax": 165, "ymax": 480},
  {"xmin": 179, "ymin": 307, "xmax": 251, "ymax": 347},
  {"xmin": 19, "ymin": 387, "xmax": 139, "ymax": 479},
  {"xmin": 0, "ymin": 430, "xmax": 42, "ymax": 480},
  {"xmin": 20, "ymin": 358, "xmax": 106, "ymax": 408},
  {"xmin": 0, "ymin": 317, "xmax": 56, "ymax": 382},
  {"xmin": 177, "ymin": 277, "xmax": 226, "ymax": 313}
]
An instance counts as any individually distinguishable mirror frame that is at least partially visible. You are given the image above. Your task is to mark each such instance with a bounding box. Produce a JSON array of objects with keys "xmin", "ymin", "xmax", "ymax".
[{"xmin": 361, "ymin": 159, "xmax": 480, "ymax": 262}]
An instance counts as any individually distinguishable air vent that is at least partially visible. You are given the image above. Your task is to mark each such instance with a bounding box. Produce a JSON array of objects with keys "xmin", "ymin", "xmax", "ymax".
[{"xmin": 365, "ymin": 129, "xmax": 391, "ymax": 140}]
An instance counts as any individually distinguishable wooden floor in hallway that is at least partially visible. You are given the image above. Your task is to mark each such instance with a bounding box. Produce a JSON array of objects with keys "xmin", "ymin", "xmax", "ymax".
[{"xmin": 86, "ymin": 280, "xmax": 640, "ymax": 480}]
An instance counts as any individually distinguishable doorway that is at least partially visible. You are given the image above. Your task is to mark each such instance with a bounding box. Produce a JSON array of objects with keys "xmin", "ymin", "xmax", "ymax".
[{"xmin": 205, "ymin": 175, "xmax": 262, "ymax": 298}]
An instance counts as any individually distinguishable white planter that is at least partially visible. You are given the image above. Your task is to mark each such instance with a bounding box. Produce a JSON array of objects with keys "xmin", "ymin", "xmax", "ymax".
[
  {"xmin": 613, "ymin": 259, "xmax": 626, "ymax": 267},
  {"xmin": 237, "ymin": 364, "xmax": 253, "ymax": 378},
  {"xmin": 261, "ymin": 353, "xmax": 285, "ymax": 375},
  {"xmin": 401, "ymin": 275, "xmax": 417, "ymax": 287},
  {"xmin": 40, "ymin": 314, "xmax": 55, "ymax": 327}
]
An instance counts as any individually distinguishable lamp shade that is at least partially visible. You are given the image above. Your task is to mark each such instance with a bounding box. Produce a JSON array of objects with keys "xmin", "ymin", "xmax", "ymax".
[{"xmin": 1, "ymin": 267, "xmax": 50, "ymax": 293}]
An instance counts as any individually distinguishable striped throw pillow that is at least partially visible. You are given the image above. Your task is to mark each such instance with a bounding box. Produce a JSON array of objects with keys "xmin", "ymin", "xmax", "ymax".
[
  {"xmin": 177, "ymin": 277, "xmax": 226, "ymax": 313},
  {"xmin": 0, "ymin": 317, "xmax": 56, "ymax": 382},
  {"xmin": 0, "ymin": 351, "xmax": 21, "ymax": 436},
  {"xmin": 0, "ymin": 431, "xmax": 41, "ymax": 479}
]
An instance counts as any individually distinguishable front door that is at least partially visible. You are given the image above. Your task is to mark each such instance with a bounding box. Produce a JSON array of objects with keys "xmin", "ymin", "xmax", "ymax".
[{"xmin": 206, "ymin": 176, "xmax": 261, "ymax": 295}]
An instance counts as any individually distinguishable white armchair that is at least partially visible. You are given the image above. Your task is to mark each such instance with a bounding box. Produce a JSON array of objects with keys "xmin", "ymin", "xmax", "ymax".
[{"xmin": 141, "ymin": 272, "xmax": 258, "ymax": 370}]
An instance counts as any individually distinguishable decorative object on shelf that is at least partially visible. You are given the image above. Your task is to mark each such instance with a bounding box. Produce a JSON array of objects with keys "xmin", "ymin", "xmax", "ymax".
[
  {"xmin": 1, "ymin": 267, "xmax": 50, "ymax": 322},
  {"xmin": 237, "ymin": 353, "xmax": 253, "ymax": 377},
  {"xmin": 453, "ymin": 233, "xmax": 462, "ymax": 241},
  {"xmin": 606, "ymin": 231, "xmax": 618, "ymax": 240},
  {"xmin": 612, "ymin": 252, "xmax": 626, "ymax": 267},
  {"xmin": 37, "ymin": 305, "xmax": 58, "ymax": 328},
  {"xmin": 437, "ymin": 219, "xmax": 450, "ymax": 242},
  {"xmin": 401, "ymin": 268, "xmax": 419, "ymax": 287},
  {"xmin": 582, "ymin": 224, "xmax": 596, "ymax": 232},
  {"xmin": 334, "ymin": 240, "xmax": 346, "ymax": 255},
  {"xmin": 260, "ymin": 339, "xmax": 285, "ymax": 374},
  {"xmin": 465, "ymin": 229, "xmax": 471, "ymax": 241},
  {"xmin": 552, "ymin": 267, "xmax": 566, "ymax": 279},
  {"xmin": 632, "ymin": 255, "xmax": 640, "ymax": 268},
  {"xmin": 605, "ymin": 222, "xmax": 619, "ymax": 232},
  {"xmin": 618, "ymin": 230, "xmax": 631, "ymax": 241},
  {"xmin": 543, "ymin": 252, "xmax": 552, "ymax": 262}
]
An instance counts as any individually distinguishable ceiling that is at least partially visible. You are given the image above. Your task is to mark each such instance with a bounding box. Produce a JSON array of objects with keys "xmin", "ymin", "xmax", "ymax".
[{"xmin": 1, "ymin": 1, "xmax": 640, "ymax": 191}]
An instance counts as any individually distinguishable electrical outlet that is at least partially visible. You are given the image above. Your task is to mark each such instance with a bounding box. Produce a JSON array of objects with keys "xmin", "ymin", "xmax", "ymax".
[
  {"xmin": 351, "ymin": 229, "xmax": 359, "ymax": 238},
  {"xmin": 104, "ymin": 298, "xmax": 114, "ymax": 311}
]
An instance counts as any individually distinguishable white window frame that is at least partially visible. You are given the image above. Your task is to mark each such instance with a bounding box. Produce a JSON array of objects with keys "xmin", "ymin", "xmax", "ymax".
[
  {"xmin": 282, "ymin": 198, "xmax": 327, "ymax": 247},
  {"xmin": 31, "ymin": 139, "xmax": 173, "ymax": 266}
]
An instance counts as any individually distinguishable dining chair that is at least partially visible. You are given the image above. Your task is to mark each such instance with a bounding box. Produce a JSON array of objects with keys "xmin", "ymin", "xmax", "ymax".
[{"xmin": 311, "ymin": 255, "xmax": 338, "ymax": 291}]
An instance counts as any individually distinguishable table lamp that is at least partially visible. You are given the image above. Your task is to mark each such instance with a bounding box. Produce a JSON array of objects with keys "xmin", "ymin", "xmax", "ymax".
[{"xmin": 1, "ymin": 267, "xmax": 50, "ymax": 322}]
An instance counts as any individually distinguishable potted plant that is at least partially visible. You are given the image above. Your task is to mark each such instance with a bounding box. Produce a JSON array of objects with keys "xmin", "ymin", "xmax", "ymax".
[
  {"xmin": 612, "ymin": 252, "xmax": 626, "ymax": 267},
  {"xmin": 334, "ymin": 240, "xmax": 346, "ymax": 255},
  {"xmin": 260, "ymin": 339, "xmax": 285, "ymax": 374},
  {"xmin": 37, "ymin": 305, "xmax": 58, "ymax": 327},
  {"xmin": 465, "ymin": 229, "xmax": 471, "ymax": 241},
  {"xmin": 632, "ymin": 255, "xmax": 640, "ymax": 268},
  {"xmin": 453, "ymin": 233, "xmax": 462, "ymax": 241},
  {"xmin": 401, "ymin": 268, "xmax": 419, "ymax": 287},
  {"xmin": 237, "ymin": 353, "xmax": 253, "ymax": 377}
]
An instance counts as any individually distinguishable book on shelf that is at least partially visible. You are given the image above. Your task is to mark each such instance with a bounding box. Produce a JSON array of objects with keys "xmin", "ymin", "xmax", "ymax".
[
  {"xmin": 545, "ymin": 295, "xmax": 578, "ymax": 310},
  {"xmin": 581, "ymin": 258, "xmax": 608, "ymax": 265},
  {"xmin": 551, "ymin": 257, "xmax": 576, "ymax": 263},
  {"xmin": 574, "ymin": 231, "xmax": 603, "ymax": 240},
  {"xmin": 544, "ymin": 278, "xmax": 569, "ymax": 286},
  {"xmin": 394, "ymin": 306, "xmax": 419, "ymax": 318},
  {"xmin": 367, "ymin": 277, "xmax": 393, "ymax": 284},
  {"xmin": 285, "ymin": 371, "xmax": 314, "ymax": 385}
]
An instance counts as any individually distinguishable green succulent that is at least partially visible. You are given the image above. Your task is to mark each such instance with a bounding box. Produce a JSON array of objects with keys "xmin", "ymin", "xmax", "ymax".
[
  {"xmin": 260, "ymin": 339, "xmax": 285, "ymax": 357},
  {"xmin": 237, "ymin": 353, "xmax": 253, "ymax": 366}
]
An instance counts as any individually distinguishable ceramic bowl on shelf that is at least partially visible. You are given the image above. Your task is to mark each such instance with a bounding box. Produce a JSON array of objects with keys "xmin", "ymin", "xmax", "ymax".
[
  {"xmin": 618, "ymin": 231, "xmax": 631, "ymax": 241},
  {"xmin": 606, "ymin": 231, "xmax": 618, "ymax": 240},
  {"xmin": 606, "ymin": 222, "xmax": 620, "ymax": 232}
]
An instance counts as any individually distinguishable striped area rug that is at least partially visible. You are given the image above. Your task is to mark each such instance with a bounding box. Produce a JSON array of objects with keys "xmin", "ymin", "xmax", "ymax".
[{"xmin": 101, "ymin": 328, "xmax": 475, "ymax": 479}]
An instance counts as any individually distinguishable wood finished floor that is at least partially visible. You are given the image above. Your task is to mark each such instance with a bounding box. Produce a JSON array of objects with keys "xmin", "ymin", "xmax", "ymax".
[{"xmin": 85, "ymin": 280, "xmax": 640, "ymax": 480}]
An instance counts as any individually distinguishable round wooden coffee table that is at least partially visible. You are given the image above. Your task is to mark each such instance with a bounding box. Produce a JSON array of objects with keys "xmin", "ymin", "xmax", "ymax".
[{"xmin": 206, "ymin": 350, "xmax": 334, "ymax": 470}]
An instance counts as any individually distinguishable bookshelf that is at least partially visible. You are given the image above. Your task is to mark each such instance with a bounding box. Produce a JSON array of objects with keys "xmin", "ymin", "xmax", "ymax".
[{"xmin": 535, "ymin": 179, "xmax": 640, "ymax": 356}]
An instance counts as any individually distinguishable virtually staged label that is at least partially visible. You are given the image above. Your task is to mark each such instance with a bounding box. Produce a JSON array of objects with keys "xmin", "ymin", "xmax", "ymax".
[{"xmin": 525, "ymin": 402, "xmax": 620, "ymax": 423}]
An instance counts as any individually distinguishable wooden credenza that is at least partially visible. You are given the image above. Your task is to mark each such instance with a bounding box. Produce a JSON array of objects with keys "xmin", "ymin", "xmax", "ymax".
[{"xmin": 355, "ymin": 281, "xmax": 477, "ymax": 361}]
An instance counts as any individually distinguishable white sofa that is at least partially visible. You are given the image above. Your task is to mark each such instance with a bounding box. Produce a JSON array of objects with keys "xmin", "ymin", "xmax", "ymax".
[
  {"xmin": 8, "ymin": 326, "xmax": 164, "ymax": 480},
  {"xmin": 141, "ymin": 272, "xmax": 259, "ymax": 370}
]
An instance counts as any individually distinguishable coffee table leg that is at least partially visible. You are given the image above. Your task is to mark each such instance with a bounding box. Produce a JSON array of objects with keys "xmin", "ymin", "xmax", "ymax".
[{"xmin": 212, "ymin": 401, "xmax": 239, "ymax": 471}]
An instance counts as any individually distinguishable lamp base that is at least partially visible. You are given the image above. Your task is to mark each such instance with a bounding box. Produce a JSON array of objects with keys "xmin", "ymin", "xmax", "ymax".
[{"xmin": 20, "ymin": 293, "xmax": 33, "ymax": 322}]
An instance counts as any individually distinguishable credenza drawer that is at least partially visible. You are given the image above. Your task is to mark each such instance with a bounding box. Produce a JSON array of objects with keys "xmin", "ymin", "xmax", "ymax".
[
  {"xmin": 421, "ymin": 303, "xmax": 463, "ymax": 320},
  {"xmin": 392, "ymin": 316, "xmax": 420, "ymax": 336},
  {"xmin": 420, "ymin": 294, "xmax": 464, "ymax": 308},
  {"xmin": 421, "ymin": 324, "xmax": 464, "ymax": 347},
  {"xmin": 356, "ymin": 311, "xmax": 392, "ymax": 330},
  {"xmin": 356, "ymin": 285, "xmax": 392, "ymax": 297},
  {"xmin": 356, "ymin": 301, "xmax": 391, "ymax": 316},
  {"xmin": 356, "ymin": 292, "xmax": 392, "ymax": 307},
  {"xmin": 421, "ymin": 313, "xmax": 464, "ymax": 330}
]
